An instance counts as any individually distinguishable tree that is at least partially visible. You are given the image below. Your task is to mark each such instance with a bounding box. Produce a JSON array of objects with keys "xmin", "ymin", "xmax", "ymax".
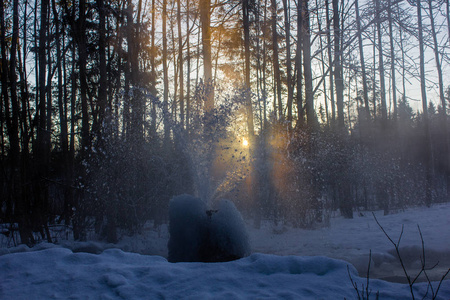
[
  {"xmin": 375, "ymin": 0, "xmax": 387, "ymax": 126},
  {"xmin": 427, "ymin": 0, "xmax": 449, "ymax": 196},
  {"xmin": 333, "ymin": 0, "xmax": 344, "ymax": 128},
  {"xmin": 296, "ymin": 0, "xmax": 304, "ymax": 126},
  {"xmin": 271, "ymin": 0, "xmax": 283, "ymax": 120},
  {"xmin": 78, "ymin": 0, "xmax": 90, "ymax": 155},
  {"xmin": 355, "ymin": 0, "xmax": 370, "ymax": 122},
  {"xmin": 36, "ymin": 0, "xmax": 52, "ymax": 244},
  {"xmin": 282, "ymin": 0, "xmax": 293, "ymax": 126},
  {"xmin": 243, "ymin": 0, "xmax": 254, "ymax": 137},
  {"xmin": 177, "ymin": 0, "xmax": 185, "ymax": 129},
  {"xmin": 301, "ymin": 0, "xmax": 316, "ymax": 127},
  {"xmin": 326, "ymin": 0, "xmax": 335, "ymax": 124},
  {"xmin": 416, "ymin": 0, "xmax": 433, "ymax": 206},
  {"xmin": 163, "ymin": 0, "xmax": 170, "ymax": 144},
  {"xmin": 388, "ymin": 0, "xmax": 397, "ymax": 121},
  {"xmin": 200, "ymin": 0, "xmax": 214, "ymax": 112}
]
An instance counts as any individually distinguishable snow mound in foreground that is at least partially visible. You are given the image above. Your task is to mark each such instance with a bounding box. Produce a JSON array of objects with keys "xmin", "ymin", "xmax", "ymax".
[
  {"xmin": 168, "ymin": 195, "xmax": 250, "ymax": 262},
  {"xmin": 1, "ymin": 248, "xmax": 449, "ymax": 299}
]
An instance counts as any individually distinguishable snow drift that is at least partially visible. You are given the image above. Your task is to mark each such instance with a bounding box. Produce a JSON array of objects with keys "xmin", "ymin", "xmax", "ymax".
[
  {"xmin": 168, "ymin": 194, "xmax": 250, "ymax": 262},
  {"xmin": 1, "ymin": 248, "xmax": 449, "ymax": 299}
]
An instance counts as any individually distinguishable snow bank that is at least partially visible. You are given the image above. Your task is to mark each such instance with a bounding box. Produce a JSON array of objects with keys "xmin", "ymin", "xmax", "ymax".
[
  {"xmin": 1, "ymin": 248, "xmax": 448, "ymax": 299},
  {"xmin": 168, "ymin": 195, "xmax": 250, "ymax": 262}
]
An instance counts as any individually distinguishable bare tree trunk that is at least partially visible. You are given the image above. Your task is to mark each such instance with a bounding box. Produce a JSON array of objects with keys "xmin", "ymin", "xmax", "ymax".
[
  {"xmin": 263, "ymin": 0, "xmax": 268, "ymax": 128},
  {"xmin": 200, "ymin": 0, "xmax": 214, "ymax": 112},
  {"xmin": 271, "ymin": 0, "xmax": 283, "ymax": 120},
  {"xmin": 388, "ymin": 0, "xmax": 397, "ymax": 121},
  {"xmin": 172, "ymin": 7, "xmax": 179, "ymax": 124},
  {"xmin": 372, "ymin": 24, "xmax": 377, "ymax": 120},
  {"xmin": 79, "ymin": 0, "xmax": 90, "ymax": 154},
  {"xmin": 399, "ymin": 4, "xmax": 406, "ymax": 101},
  {"xmin": 447, "ymin": 0, "xmax": 450, "ymax": 47},
  {"xmin": 186, "ymin": 0, "xmax": 191, "ymax": 134},
  {"xmin": 296, "ymin": 0, "xmax": 304, "ymax": 126},
  {"xmin": 98, "ymin": 0, "xmax": 107, "ymax": 130},
  {"xmin": 11, "ymin": 0, "xmax": 34, "ymax": 244},
  {"xmin": 375, "ymin": 0, "xmax": 387, "ymax": 127},
  {"xmin": 316, "ymin": 0, "xmax": 329, "ymax": 126},
  {"xmin": 254, "ymin": 0, "xmax": 264, "ymax": 131},
  {"xmin": 282, "ymin": 0, "xmax": 293, "ymax": 127},
  {"xmin": 326, "ymin": 0, "xmax": 335, "ymax": 124},
  {"xmin": 53, "ymin": 0, "xmax": 68, "ymax": 156},
  {"xmin": 417, "ymin": 0, "xmax": 433, "ymax": 206},
  {"xmin": 19, "ymin": 0, "xmax": 35, "ymax": 242},
  {"xmin": 302, "ymin": 0, "xmax": 315, "ymax": 128},
  {"xmin": 128, "ymin": 0, "xmax": 143, "ymax": 142},
  {"xmin": 0, "ymin": 1, "xmax": 5, "ymax": 156},
  {"xmin": 163, "ymin": 0, "xmax": 170, "ymax": 144},
  {"xmin": 428, "ymin": 0, "xmax": 445, "ymax": 122},
  {"xmin": 177, "ymin": 0, "xmax": 184, "ymax": 129},
  {"xmin": 1, "ymin": 0, "xmax": 10, "ymax": 213},
  {"xmin": 428, "ymin": 0, "xmax": 449, "ymax": 196},
  {"xmin": 53, "ymin": 0, "xmax": 71, "ymax": 228},
  {"xmin": 243, "ymin": 0, "xmax": 255, "ymax": 137},
  {"xmin": 196, "ymin": 25, "xmax": 200, "ymax": 88},
  {"xmin": 333, "ymin": 0, "xmax": 344, "ymax": 128},
  {"xmin": 355, "ymin": 0, "xmax": 370, "ymax": 121},
  {"xmin": 70, "ymin": 36, "xmax": 76, "ymax": 160},
  {"xmin": 38, "ymin": 0, "xmax": 51, "ymax": 243},
  {"xmin": 10, "ymin": 0, "xmax": 20, "ymax": 163},
  {"xmin": 150, "ymin": 0, "xmax": 157, "ymax": 136}
]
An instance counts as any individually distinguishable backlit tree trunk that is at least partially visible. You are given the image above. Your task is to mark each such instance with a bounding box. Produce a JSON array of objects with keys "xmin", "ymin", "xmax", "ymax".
[
  {"xmin": 200, "ymin": 0, "xmax": 214, "ymax": 112},
  {"xmin": 243, "ymin": 0, "xmax": 255, "ymax": 137},
  {"xmin": 163, "ymin": 0, "xmax": 170, "ymax": 144},
  {"xmin": 296, "ymin": 0, "xmax": 304, "ymax": 126},
  {"xmin": 302, "ymin": 0, "xmax": 315, "ymax": 127},
  {"xmin": 271, "ymin": 0, "xmax": 283, "ymax": 120},
  {"xmin": 282, "ymin": 0, "xmax": 293, "ymax": 127}
]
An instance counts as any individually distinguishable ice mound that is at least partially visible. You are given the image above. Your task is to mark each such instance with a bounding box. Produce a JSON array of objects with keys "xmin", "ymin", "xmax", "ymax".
[{"xmin": 168, "ymin": 194, "xmax": 250, "ymax": 262}]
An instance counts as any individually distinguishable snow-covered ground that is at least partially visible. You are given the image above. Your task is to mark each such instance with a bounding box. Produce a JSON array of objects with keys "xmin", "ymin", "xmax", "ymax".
[
  {"xmin": 250, "ymin": 203, "xmax": 450, "ymax": 283},
  {"xmin": 1, "ymin": 203, "xmax": 449, "ymax": 299}
]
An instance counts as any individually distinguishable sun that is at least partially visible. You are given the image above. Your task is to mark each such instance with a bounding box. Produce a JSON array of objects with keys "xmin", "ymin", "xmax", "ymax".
[{"xmin": 242, "ymin": 138, "xmax": 249, "ymax": 147}]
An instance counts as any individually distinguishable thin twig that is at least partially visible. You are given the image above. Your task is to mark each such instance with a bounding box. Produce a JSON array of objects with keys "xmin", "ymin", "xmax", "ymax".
[
  {"xmin": 347, "ymin": 265, "xmax": 362, "ymax": 300},
  {"xmin": 372, "ymin": 212, "xmax": 415, "ymax": 299},
  {"xmin": 366, "ymin": 250, "xmax": 372, "ymax": 300},
  {"xmin": 433, "ymin": 268, "xmax": 450, "ymax": 299}
]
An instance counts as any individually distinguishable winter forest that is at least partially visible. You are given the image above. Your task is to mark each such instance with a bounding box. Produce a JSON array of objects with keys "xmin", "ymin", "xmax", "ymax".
[{"xmin": 1, "ymin": 0, "xmax": 450, "ymax": 249}]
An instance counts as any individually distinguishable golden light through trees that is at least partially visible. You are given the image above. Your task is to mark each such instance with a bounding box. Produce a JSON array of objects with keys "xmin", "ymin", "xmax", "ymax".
[{"xmin": 242, "ymin": 137, "xmax": 249, "ymax": 147}]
